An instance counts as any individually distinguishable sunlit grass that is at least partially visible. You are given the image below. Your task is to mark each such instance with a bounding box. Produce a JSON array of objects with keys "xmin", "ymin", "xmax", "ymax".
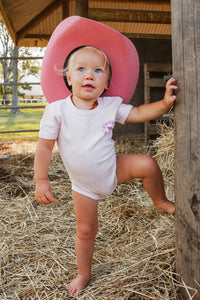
[{"xmin": 0, "ymin": 104, "xmax": 46, "ymax": 140}]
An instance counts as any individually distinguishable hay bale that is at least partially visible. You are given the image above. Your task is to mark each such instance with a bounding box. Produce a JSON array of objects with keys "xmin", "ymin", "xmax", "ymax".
[
  {"xmin": 149, "ymin": 118, "xmax": 175, "ymax": 201},
  {"xmin": 0, "ymin": 128, "xmax": 188, "ymax": 299}
]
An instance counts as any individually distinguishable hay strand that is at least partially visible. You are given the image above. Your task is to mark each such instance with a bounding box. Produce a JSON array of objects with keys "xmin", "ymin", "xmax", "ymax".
[{"xmin": 0, "ymin": 128, "xmax": 192, "ymax": 299}]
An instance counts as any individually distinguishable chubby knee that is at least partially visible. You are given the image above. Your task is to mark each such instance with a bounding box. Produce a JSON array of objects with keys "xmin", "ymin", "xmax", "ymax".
[
  {"xmin": 142, "ymin": 155, "xmax": 161, "ymax": 177},
  {"xmin": 117, "ymin": 153, "xmax": 162, "ymax": 183},
  {"xmin": 77, "ymin": 222, "xmax": 98, "ymax": 240}
]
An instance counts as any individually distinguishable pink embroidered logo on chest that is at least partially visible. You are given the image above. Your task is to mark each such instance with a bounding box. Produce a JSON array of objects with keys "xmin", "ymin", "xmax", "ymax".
[{"xmin": 102, "ymin": 120, "xmax": 115, "ymax": 135}]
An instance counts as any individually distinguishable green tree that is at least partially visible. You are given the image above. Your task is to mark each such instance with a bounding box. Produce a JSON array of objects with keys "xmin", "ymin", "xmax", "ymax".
[
  {"xmin": 0, "ymin": 18, "xmax": 14, "ymax": 104},
  {"xmin": 0, "ymin": 18, "xmax": 44, "ymax": 109}
]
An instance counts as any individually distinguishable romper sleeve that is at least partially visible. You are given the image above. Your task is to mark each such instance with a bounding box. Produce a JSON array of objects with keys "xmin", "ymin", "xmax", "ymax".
[
  {"xmin": 116, "ymin": 103, "xmax": 133, "ymax": 124},
  {"xmin": 39, "ymin": 103, "xmax": 61, "ymax": 140}
]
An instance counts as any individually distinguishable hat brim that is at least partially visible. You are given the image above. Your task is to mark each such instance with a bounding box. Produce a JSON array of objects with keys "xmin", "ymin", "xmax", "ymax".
[{"xmin": 41, "ymin": 16, "xmax": 139, "ymax": 104}]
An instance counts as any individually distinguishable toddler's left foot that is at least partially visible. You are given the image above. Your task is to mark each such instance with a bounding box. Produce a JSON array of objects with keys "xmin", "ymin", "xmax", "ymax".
[
  {"xmin": 155, "ymin": 198, "xmax": 175, "ymax": 215},
  {"xmin": 66, "ymin": 274, "xmax": 90, "ymax": 297}
]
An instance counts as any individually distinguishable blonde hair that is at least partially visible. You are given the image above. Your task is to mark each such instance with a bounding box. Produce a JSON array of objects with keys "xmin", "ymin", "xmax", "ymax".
[{"xmin": 63, "ymin": 46, "xmax": 112, "ymax": 91}]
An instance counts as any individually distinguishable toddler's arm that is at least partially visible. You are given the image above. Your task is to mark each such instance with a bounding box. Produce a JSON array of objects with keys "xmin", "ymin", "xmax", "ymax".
[
  {"xmin": 126, "ymin": 77, "xmax": 177, "ymax": 123},
  {"xmin": 34, "ymin": 138, "xmax": 56, "ymax": 204}
]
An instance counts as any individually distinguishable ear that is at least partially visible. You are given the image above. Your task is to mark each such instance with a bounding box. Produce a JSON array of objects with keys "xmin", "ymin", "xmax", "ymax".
[
  {"xmin": 105, "ymin": 82, "xmax": 109, "ymax": 90},
  {"xmin": 66, "ymin": 72, "xmax": 72, "ymax": 86}
]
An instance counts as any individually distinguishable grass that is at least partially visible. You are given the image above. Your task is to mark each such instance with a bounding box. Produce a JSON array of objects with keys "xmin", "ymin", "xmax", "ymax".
[{"xmin": 0, "ymin": 103, "xmax": 46, "ymax": 140}]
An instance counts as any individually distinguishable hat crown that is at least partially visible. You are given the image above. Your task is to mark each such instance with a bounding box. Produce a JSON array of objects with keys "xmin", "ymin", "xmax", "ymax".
[{"xmin": 41, "ymin": 16, "xmax": 139, "ymax": 104}]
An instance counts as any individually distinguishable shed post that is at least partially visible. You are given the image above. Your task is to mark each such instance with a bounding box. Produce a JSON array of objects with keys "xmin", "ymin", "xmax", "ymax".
[
  {"xmin": 171, "ymin": 0, "xmax": 200, "ymax": 297},
  {"xmin": 62, "ymin": 0, "xmax": 69, "ymax": 20},
  {"xmin": 76, "ymin": 0, "xmax": 88, "ymax": 17}
]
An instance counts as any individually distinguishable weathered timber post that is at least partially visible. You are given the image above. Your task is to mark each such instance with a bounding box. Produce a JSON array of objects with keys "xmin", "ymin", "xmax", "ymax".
[
  {"xmin": 171, "ymin": 0, "xmax": 200, "ymax": 297},
  {"xmin": 11, "ymin": 46, "xmax": 20, "ymax": 114},
  {"xmin": 62, "ymin": 0, "xmax": 69, "ymax": 20},
  {"xmin": 76, "ymin": 0, "xmax": 88, "ymax": 17}
]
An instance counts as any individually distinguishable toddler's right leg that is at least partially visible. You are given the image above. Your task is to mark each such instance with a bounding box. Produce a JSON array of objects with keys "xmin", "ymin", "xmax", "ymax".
[
  {"xmin": 117, "ymin": 154, "xmax": 175, "ymax": 214},
  {"xmin": 66, "ymin": 191, "xmax": 98, "ymax": 297}
]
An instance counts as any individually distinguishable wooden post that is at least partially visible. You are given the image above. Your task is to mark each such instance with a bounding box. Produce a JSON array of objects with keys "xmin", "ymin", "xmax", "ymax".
[
  {"xmin": 76, "ymin": 0, "xmax": 88, "ymax": 17},
  {"xmin": 171, "ymin": 0, "xmax": 200, "ymax": 297},
  {"xmin": 62, "ymin": 0, "xmax": 69, "ymax": 20},
  {"xmin": 11, "ymin": 46, "xmax": 19, "ymax": 114}
]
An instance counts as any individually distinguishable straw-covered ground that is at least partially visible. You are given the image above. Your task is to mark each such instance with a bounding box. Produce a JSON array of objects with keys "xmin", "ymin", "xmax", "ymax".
[{"xmin": 0, "ymin": 120, "xmax": 191, "ymax": 299}]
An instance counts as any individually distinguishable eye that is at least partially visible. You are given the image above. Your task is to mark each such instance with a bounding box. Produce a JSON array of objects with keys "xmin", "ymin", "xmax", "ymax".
[
  {"xmin": 95, "ymin": 68, "xmax": 102, "ymax": 73},
  {"xmin": 78, "ymin": 67, "xmax": 85, "ymax": 72}
]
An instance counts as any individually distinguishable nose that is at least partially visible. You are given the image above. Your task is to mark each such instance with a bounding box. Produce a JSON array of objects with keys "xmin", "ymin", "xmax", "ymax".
[{"xmin": 85, "ymin": 70, "xmax": 94, "ymax": 80}]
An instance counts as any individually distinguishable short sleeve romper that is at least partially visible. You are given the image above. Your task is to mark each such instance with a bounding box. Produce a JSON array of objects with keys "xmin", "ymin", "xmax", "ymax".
[{"xmin": 39, "ymin": 95, "xmax": 132, "ymax": 200}]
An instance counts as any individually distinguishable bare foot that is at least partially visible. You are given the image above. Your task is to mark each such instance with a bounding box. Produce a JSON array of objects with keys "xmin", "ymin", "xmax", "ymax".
[
  {"xmin": 154, "ymin": 198, "xmax": 175, "ymax": 215},
  {"xmin": 66, "ymin": 274, "xmax": 90, "ymax": 297}
]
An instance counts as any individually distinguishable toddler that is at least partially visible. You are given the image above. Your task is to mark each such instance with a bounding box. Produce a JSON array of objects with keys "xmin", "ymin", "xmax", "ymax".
[{"xmin": 34, "ymin": 17, "xmax": 177, "ymax": 297}]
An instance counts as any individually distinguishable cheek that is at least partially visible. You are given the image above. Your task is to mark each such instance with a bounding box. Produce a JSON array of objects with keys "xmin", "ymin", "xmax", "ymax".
[
  {"xmin": 104, "ymin": 76, "xmax": 109, "ymax": 90},
  {"xmin": 66, "ymin": 72, "xmax": 72, "ymax": 86},
  {"xmin": 105, "ymin": 81, "xmax": 109, "ymax": 90},
  {"xmin": 67, "ymin": 73, "xmax": 81, "ymax": 87},
  {"xmin": 104, "ymin": 73, "xmax": 110, "ymax": 88}
]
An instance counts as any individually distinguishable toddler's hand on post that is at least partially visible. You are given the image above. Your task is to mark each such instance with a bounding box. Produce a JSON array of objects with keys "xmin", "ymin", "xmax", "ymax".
[
  {"xmin": 35, "ymin": 179, "xmax": 56, "ymax": 204},
  {"xmin": 163, "ymin": 77, "xmax": 178, "ymax": 109}
]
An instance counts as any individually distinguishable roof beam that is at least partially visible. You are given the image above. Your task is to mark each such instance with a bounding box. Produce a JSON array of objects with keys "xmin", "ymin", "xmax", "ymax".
[
  {"xmin": 16, "ymin": 0, "xmax": 64, "ymax": 45},
  {"xmin": 125, "ymin": 33, "xmax": 171, "ymax": 40},
  {"xmin": 88, "ymin": 8, "xmax": 171, "ymax": 24},
  {"xmin": 91, "ymin": 0, "xmax": 170, "ymax": 2},
  {"xmin": 0, "ymin": 0, "xmax": 16, "ymax": 44}
]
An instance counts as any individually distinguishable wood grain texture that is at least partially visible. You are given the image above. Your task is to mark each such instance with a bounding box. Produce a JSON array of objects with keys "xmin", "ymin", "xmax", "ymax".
[{"xmin": 171, "ymin": 0, "xmax": 200, "ymax": 297}]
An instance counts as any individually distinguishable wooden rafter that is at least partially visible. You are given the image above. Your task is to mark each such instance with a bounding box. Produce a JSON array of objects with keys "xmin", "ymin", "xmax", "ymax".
[
  {"xmin": 16, "ymin": 0, "xmax": 64, "ymax": 44},
  {"xmin": 89, "ymin": 8, "xmax": 171, "ymax": 24},
  {"xmin": 0, "ymin": 0, "xmax": 172, "ymax": 47},
  {"xmin": 91, "ymin": 0, "xmax": 170, "ymax": 3},
  {"xmin": 0, "ymin": 0, "xmax": 16, "ymax": 44}
]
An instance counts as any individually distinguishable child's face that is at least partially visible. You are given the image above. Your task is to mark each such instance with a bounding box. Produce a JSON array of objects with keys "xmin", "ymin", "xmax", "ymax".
[{"xmin": 66, "ymin": 48, "xmax": 109, "ymax": 102}]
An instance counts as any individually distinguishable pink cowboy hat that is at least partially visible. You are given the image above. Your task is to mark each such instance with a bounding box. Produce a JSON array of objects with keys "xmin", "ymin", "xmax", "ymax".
[{"xmin": 41, "ymin": 16, "xmax": 139, "ymax": 104}]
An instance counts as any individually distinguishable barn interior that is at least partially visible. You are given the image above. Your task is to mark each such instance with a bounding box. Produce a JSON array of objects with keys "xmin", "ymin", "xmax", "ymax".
[
  {"xmin": 1, "ymin": 1, "xmax": 199, "ymax": 298},
  {"xmin": 0, "ymin": 0, "xmax": 172, "ymax": 142}
]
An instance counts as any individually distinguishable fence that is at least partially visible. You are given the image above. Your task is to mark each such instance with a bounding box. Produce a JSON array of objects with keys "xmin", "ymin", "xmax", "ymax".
[
  {"xmin": 1, "ymin": 98, "xmax": 46, "ymax": 105},
  {"xmin": 0, "ymin": 55, "xmax": 45, "ymax": 135}
]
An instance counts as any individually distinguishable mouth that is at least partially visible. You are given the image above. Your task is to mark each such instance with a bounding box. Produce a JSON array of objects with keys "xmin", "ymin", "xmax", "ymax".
[{"xmin": 83, "ymin": 84, "xmax": 95, "ymax": 90}]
